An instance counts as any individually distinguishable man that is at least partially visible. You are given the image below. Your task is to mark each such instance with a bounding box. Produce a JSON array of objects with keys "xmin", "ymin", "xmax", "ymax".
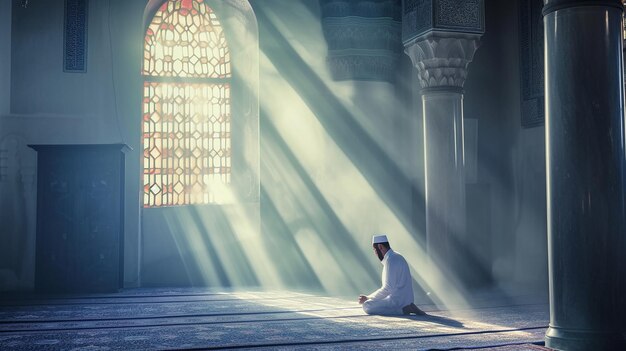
[{"xmin": 358, "ymin": 234, "xmax": 425, "ymax": 316}]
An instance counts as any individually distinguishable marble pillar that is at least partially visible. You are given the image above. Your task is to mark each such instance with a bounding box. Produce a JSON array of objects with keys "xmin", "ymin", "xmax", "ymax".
[
  {"xmin": 404, "ymin": 33, "xmax": 480, "ymax": 279},
  {"xmin": 543, "ymin": 0, "xmax": 626, "ymax": 349},
  {"xmin": 623, "ymin": 1, "xmax": 626, "ymax": 95}
]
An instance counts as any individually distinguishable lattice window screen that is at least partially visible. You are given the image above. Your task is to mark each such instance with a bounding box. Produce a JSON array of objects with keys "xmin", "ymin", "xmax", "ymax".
[{"xmin": 143, "ymin": 0, "xmax": 231, "ymax": 207}]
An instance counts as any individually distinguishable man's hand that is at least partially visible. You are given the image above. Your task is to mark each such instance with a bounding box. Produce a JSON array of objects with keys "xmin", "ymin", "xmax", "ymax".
[{"xmin": 358, "ymin": 295, "xmax": 369, "ymax": 304}]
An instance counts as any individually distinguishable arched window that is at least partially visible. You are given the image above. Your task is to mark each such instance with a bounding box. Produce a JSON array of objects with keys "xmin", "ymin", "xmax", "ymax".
[{"xmin": 142, "ymin": 0, "xmax": 231, "ymax": 207}]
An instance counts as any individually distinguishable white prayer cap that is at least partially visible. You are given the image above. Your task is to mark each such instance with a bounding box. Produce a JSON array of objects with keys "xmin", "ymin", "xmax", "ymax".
[{"xmin": 372, "ymin": 234, "xmax": 388, "ymax": 244}]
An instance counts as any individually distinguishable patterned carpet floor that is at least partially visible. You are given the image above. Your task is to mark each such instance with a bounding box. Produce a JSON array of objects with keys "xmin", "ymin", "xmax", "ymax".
[{"xmin": 0, "ymin": 288, "xmax": 549, "ymax": 350}]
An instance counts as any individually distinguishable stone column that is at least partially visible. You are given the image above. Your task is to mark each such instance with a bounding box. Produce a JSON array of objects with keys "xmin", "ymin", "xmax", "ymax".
[
  {"xmin": 402, "ymin": 0, "xmax": 484, "ymax": 283},
  {"xmin": 623, "ymin": 1, "xmax": 626, "ymax": 95},
  {"xmin": 543, "ymin": 0, "xmax": 626, "ymax": 349},
  {"xmin": 404, "ymin": 33, "xmax": 480, "ymax": 280}
]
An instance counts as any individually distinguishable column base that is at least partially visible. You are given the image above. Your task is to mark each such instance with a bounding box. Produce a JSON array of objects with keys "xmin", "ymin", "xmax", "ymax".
[{"xmin": 545, "ymin": 326, "xmax": 626, "ymax": 351}]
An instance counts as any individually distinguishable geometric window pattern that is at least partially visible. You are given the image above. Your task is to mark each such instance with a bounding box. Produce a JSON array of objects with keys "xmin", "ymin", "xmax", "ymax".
[
  {"xmin": 143, "ymin": 0, "xmax": 231, "ymax": 207},
  {"xmin": 143, "ymin": 83, "xmax": 231, "ymax": 207},
  {"xmin": 143, "ymin": 0, "xmax": 231, "ymax": 78}
]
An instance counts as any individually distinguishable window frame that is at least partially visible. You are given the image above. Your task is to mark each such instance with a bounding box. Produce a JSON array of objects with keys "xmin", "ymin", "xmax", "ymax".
[{"xmin": 141, "ymin": 0, "xmax": 234, "ymax": 208}]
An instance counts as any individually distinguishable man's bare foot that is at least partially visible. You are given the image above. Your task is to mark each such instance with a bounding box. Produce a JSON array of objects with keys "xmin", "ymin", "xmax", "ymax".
[{"xmin": 402, "ymin": 303, "xmax": 426, "ymax": 315}]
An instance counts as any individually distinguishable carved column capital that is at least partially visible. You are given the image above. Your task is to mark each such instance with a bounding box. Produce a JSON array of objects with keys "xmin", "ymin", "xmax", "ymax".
[
  {"xmin": 543, "ymin": 0, "xmax": 623, "ymax": 16},
  {"xmin": 404, "ymin": 32, "xmax": 481, "ymax": 90},
  {"xmin": 402, "ymin": 0, "xmax": 485, "ymax": 43}
]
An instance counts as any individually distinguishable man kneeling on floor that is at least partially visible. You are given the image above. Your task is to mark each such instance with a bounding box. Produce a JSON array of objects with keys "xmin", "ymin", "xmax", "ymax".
[{"xmin": 358, "ymin": 234, "xmax": 426, "ymax": 316}]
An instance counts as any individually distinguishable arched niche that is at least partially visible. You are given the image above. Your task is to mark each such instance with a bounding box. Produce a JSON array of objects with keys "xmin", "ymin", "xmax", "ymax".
[{"xmin": 140, "ymin": 0, "xmax": 260, "ymax": 287}]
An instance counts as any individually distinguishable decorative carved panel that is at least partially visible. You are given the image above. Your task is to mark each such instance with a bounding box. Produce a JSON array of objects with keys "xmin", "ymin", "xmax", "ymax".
[
  {"xmin": 320, "ymin": 0, "xmax": 401, "ymax": 20},
  {"xmin": 320, "ymin": 1, "xmax": 402, "ymax": 82},
  {"xmin": 327, "ymin": 54, "xmax": 400, "ymax": 81},
  {"xmin": 435, "ymin": 0, "xmax": 483, "ymax": 31},
  {"xmin": 402, "ymin": 0, "xmax": 484, "ymax": 43},
  {"xmin": 64, "ymin": 0, "xmax": 88, "ymax": 72},
  {"xmin": 402, "ymin": 0, "xmax": 432, "ymax": 43},
  {"xmin": 323, "ymin": 18, "xmax": 402, "ymax": 52}
]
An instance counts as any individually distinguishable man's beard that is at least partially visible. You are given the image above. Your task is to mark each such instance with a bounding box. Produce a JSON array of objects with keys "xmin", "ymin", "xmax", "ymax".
[{"xmin": 374, "ymin": 246, "xmax": 384, "ymax": 261}]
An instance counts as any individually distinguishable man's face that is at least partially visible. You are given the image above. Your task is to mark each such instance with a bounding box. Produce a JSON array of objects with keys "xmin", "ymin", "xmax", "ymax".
[{"xmin": 373, "ymin": 244, "xmax": 384, "ymax": 261}]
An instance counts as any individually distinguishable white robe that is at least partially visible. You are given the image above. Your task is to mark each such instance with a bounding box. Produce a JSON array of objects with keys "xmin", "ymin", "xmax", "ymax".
[{"xmin": 363, "ymin": 249, "xmax": 414, "ymax": 315}]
